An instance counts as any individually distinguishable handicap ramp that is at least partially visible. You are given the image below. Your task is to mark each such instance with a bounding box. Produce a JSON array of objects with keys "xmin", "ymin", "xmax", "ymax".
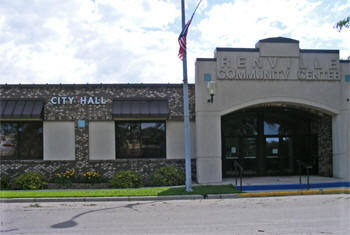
[
  {"xmin": 223, "ymin": 176, "xmax": 350, "ymax": 191},
  {"xmin": 240, "ymin": 181, "xmax": 350, "ymax": 191}
]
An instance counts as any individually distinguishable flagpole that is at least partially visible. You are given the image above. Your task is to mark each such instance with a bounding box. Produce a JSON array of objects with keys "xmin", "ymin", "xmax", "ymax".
[{"xmin": 181, "ymin": 0, "xmax": 192, "ymax": 192}]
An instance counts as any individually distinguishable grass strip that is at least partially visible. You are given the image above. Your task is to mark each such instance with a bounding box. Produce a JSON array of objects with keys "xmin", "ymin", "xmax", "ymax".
[{"xmin": 0, "ymin": 185, "xmax": 239, "ymax": 198}]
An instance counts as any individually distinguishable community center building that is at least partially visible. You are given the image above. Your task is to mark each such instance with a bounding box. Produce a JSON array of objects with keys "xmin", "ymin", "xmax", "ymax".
[{"xmin": 1, "ymin": 37, "xmax": 350, "ymax": 183}]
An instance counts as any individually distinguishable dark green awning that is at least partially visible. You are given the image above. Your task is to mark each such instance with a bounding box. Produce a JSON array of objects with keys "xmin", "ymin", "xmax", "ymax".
[
  {"xmin": 0, "ymin": 99, "xmax": 44, "ymax": 119},
  {"xmin": 112, "ymin": 99, "xmax": 168, "ymax": 119}
]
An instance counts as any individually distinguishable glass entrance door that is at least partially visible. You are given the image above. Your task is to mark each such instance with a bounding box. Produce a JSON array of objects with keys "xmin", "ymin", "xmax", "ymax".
[
  {"xmin": 222, "ymin": 137, "xmax": 239, "ymax": 177},
  {"xmin": 222, "ymin": 137, "xmax": 257, "ymax": 177},
  {"xmin": 280, "ymin": 137, "xmax": 294, "ymax": 174},
  {"xmin": 222, "ymin": 107, "xmax": 320, "ymax": 177},
  {"xmin": 264, "ymin": 137, "xmax": 280, "ymax": 175},
  {"xmin": 240, "ymin": 137, "xmax": 257, "ymax": 175},
  {"xmin": 264, "ymin": 136, "xmax": 294, "ymax": 175}
]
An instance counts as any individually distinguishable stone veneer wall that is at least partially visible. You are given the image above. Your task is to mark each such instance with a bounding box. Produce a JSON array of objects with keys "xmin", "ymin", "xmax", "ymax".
[
  {"xmin": 317, "ymin": 116, "xmax": 333, "ymax": 176},
  {"xmin": 0, "ymin": 84, "xmax": 196, "ymax": 181},
  {"xmin": 0, "ymin": 84, "xmax": 195, "ymax": 121},
  {"xmin": 311, "ymin": 115, "xmax": 333, "ymax": 176},
  {"xmin": 1, "ymin": 159, "xmax": 197, "ymax": 182}
]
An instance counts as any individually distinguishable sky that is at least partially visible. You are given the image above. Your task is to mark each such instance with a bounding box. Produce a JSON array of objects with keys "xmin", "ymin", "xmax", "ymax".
[{"xmin": 0, "ymin": 0, "xmax": 349, "ymax": 84}]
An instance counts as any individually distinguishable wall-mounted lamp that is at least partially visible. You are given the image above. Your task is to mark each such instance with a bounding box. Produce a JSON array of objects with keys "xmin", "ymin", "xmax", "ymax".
[{"xmin": 207, "ymin": 81, "xmax": 216, "ymax": 103}]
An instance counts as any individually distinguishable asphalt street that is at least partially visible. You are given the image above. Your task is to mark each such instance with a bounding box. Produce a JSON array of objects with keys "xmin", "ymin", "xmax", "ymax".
[{"xmin": 1, "ymin": 194, "xmax": 349, "ymax": 234}]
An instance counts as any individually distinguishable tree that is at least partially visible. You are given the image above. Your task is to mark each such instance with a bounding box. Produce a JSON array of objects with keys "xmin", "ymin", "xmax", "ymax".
[
  {"xmin": 335, "ymin": 16, "xmax": 350, "ymax": 60},
  {"xmin": 335, "ymin": 16, "xmax": 350, "ymax": 31}
]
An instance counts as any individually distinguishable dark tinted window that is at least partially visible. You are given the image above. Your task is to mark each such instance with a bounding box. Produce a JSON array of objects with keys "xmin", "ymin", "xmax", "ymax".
[
  {"xmin": 222, "ymin": 112, "xmax": 257, "ymax": 136},
  {"xmin": 264, "ymin": 109, "xmax": 310, "ymax": 135},
  {"xmin": 0, "ymin": 122, "xmax": 43, "ymax": 160},
  {"xmin": 116, "ymin": 121, "xmax": 166, "ymax": 158}
]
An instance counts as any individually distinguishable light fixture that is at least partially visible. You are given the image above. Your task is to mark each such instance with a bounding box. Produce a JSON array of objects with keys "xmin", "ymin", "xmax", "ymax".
[{"xmin": 207, "ymin": 81, "xmax": 216, "ymax": 103}]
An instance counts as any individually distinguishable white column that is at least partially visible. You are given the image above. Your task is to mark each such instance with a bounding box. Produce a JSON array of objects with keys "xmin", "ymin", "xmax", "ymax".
[
  {"xmin": 332, "ymin": 112, "xmax": 350, "ymax": 179},
  {"xmin": 196, "ymin": 112, "xmax": 222, "ymax": 183}
]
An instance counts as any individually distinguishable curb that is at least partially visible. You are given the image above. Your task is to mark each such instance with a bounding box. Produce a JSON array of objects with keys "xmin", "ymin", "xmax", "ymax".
[
  {"xmin": 207, "ymin": 188, "xmax": 350, "ymax": 199},
  {"xmin": 206, "ymin": 194, "xmax": 239, "ymax": 199},
  {"xmin": 0, "ymin": 195, "xmax": 204, "ymax": 203},
  {"xmin": 1, "ymin": 188, "xmax": 349, "ymax": 203}
]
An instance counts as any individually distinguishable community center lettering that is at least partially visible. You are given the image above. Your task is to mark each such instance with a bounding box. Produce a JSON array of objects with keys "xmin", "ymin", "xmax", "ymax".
[{"xmin": 217, "ymin": 56, "xmax": 340, "ymax": 80}]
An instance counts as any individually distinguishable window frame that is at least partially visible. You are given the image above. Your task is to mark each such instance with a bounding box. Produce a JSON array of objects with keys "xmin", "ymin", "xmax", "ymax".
[
  {"xmin": 115, "ymin": 120, "xmax": 166, "ymax": 159},
  {"xmin": 0, "ymin": 121, "xmax": 43, "ymax": 160}
]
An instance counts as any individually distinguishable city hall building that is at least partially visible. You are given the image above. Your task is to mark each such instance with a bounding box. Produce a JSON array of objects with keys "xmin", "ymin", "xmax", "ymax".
[{"xmin": 1, "ymin": 37, "xmax": 350, "ymax": 183}]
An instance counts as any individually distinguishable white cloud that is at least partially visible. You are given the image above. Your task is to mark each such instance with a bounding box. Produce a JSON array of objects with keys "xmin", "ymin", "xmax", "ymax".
[
  {"xmin": 0, "ymin": 0, "xmax": 349, "ymax": 84},
  {"xmin": 197, "ymin": 0, "xmax": 350, "ymax": 59},
  {"xmin": 0, "ymin": 0, "xmax": 182, "ymax": 84},
  {"xmin": 331, "ymin": 0, "xmax": 350, "ymax": 12}
]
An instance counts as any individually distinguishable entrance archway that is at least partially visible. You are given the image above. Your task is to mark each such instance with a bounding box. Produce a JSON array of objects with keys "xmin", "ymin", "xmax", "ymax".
[{"xmin": 221, "ymin": 104, "xmax": 332, "ymax": 177}]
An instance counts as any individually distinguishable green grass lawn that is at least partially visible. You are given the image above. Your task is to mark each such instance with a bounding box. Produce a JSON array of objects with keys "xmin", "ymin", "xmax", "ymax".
[{"xmin": 0, "ymin": 185, "xmax": 240, "ymax": 198}]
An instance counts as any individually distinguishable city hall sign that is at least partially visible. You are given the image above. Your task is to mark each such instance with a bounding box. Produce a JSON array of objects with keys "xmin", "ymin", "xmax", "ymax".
[
  {"xmin": 216, "ymin": 55, "xmax": 340, "ymax": 81},
  {"xmin": 50, "ymin": 96, "xmax": 107, "ymax": 105}
]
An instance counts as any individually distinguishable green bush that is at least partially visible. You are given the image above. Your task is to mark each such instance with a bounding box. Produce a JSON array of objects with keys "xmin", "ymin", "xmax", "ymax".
[
  {"xmin": 0, "ymin": 174, "xmax": 11, "ymax": 189},
  {"xmin": 109, "ymin": 170, "xmax": 143, "ymax": 188},
  {"xmin": 12, "ymin": 172, "xmax": 48, "ymax": 190},
  {"xmin": 78, "ymin": 171, "xmax": 102, "ymax": 184},
  {"xmin": 148, "ymin": 166, "xmax": 185, "ymax": 186}
]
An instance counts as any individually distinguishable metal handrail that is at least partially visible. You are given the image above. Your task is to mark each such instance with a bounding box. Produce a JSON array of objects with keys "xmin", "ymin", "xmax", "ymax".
[
  {"xmin": 233, "ymin": 160, "xmax": 244, "ymax": 191},
  {"xmin": 296, "ymin": 160, "xmax": 313, "ymax": 189}
]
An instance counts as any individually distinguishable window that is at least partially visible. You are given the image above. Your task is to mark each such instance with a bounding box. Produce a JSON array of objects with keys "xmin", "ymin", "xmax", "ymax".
[
  {"xmin": 116, "ymin": 121, "xmax": 166, "ymax": 158},
  {"xmin": 0, "ymin": 122, "xmax": 43, "ymax": 160},
  {"xmin": 222, "ymin": 106, "xmax": 319, "ymax": 176},
  {"xmin": 221, "ymin": 112, "xmax": 258, "ymax": 136}
]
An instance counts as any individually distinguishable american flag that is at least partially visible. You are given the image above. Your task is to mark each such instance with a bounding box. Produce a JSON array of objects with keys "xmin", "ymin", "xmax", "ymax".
[{"xmin": 178, "ymin": 0, "xmax": 202, "ymax": 60}]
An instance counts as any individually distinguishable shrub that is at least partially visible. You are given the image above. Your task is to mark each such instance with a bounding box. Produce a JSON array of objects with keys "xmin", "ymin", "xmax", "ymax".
[
  {"xmin": 109, "ymin": 170, "xmax": 143, "ymax": 188},
  {"xmin": 52, "ymin": 170, "xmax": 76, "ymax": 185},
  {"xmin": 0, "ymin": 174, "xmax": 11, "ymax": 189},
  {"xmin": 78, "ymin": 171, "xmax": 102, "ymax": 184},
  {"xmin": 148, "ymin": 166, "xmax": 185, "ymax": 186},
  {"xmin": 12, "ymin": 172, "xmax": 48, "ymax": 190}
]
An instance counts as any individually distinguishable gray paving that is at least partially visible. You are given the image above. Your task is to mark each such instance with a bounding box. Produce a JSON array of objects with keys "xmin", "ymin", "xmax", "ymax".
[{"xmin": 1, "ymin": 194, "xmax": 349, "ymax": 234}]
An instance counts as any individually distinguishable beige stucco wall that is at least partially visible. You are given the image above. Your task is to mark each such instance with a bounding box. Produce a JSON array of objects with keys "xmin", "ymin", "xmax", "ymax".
[
  {"xmin": 195, "ymin": 39, "xmax": 347, "ymax": 183},
  {"xmin": 166, "ymin": 121, "xmax": 196, "ymax": 159},
  {"xmin": 333, "ymin": 61, "xmax": 350, "ymax": 180},
  {"xmin": 43, "ymin": 121, "xmax": 75, "ymax": 160},
  {"xmin": 197, "ymin": 52, "xmax": 341, "ymax": 115},
  {"xmin": 195, "ymin": 113, "xmax": 222, "ymax": 183},
  {"xmin": 256, "ymin": 41, "xmax": 300, "ymax": 57},
  {"xmin": 89, "ymin": 121, "xmax": 116, "ymax": 160}
]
